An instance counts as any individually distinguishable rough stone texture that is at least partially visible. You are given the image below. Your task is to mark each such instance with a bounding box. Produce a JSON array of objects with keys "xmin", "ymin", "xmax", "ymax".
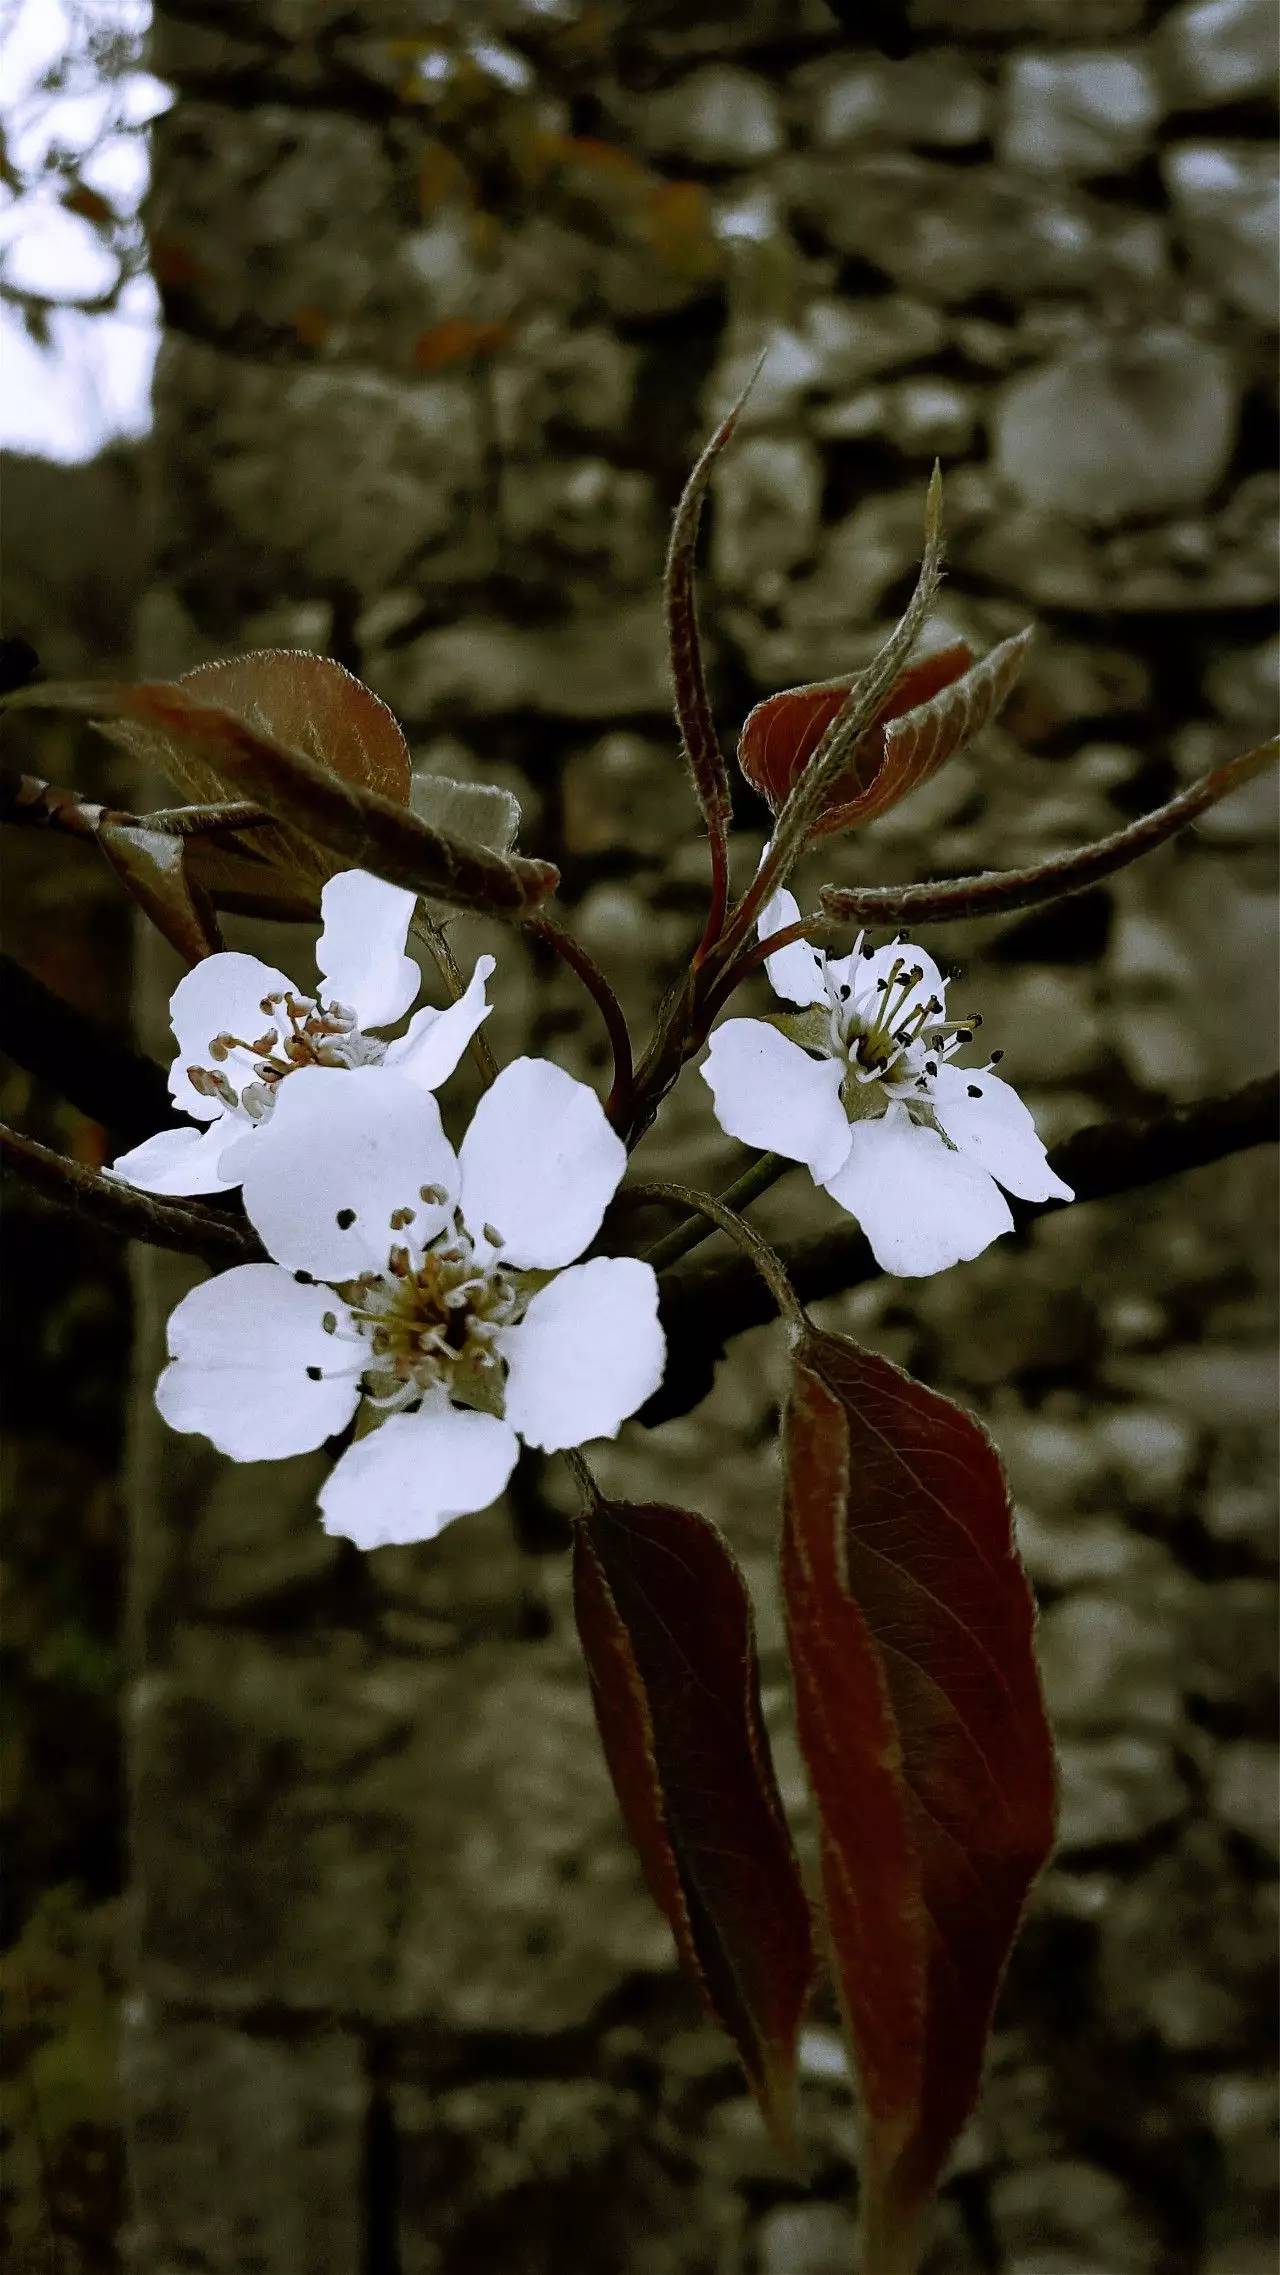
[
  {"xmin": 1157, "ymin": 0, "xmax": 1278, "ymax": 107},
  {"xmin": 122, "ymin": 2, "xmax": 1279, "ymax": 2269},
  {"xmin": 999, "ymin": 51, "xmax": 1163, "ymax": 174},
  {"xmin": 992, "ymin": 333, "xmax": 1239, "ymax": 523},
  {"xmin": 1163, "ymin": 141, "xmax": 1280, "ymax": 323}
]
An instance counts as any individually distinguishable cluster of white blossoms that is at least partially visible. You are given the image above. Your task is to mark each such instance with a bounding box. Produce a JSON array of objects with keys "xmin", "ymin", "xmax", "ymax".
[
  {"xmin": 112, "ymin": 867, "xmax": 494, "ymax": 1197},
  {"xmin": 116, "ymin": 860, "xmax": 1070, "ymax": 1545},
  {"xmin": 112, "ymin": 869, "xmax": 665, "ymax": 1546},
  {"xmin": 702, "ymin": 888, "xmax": 1072, "ymax": 1278}
]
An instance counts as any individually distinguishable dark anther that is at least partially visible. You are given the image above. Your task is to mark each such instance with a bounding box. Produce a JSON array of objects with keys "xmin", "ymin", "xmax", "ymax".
[
  {"xmin": 956, "ymin": 1028, "xmax": 973, "ymax": 1045},
  {"xmin": 925, "ymin": 1060, "xmax": 938, "ymax": 1076},
  {"xmin": 336, "ymin": 1207, "xmax": 356, "ymax": 1229},
  {"xmin": 305, "ymin": 1365, "xmax": 322, "ymax": 1381},
  {"xmin": 293, "ymin": 1269, "xmax": 314, "ymax": 1283},
  {"xmin": 967, "ymin": 1083, "xmax": 982, "ymax": 1098}
]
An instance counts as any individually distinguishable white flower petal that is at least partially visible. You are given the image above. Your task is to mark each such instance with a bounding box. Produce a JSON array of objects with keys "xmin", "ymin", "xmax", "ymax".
[
  {"xmin": 702, "ymin": 1018, "xmax": 851, "ymax": 1180},
  {"xmin": 931, "ymin": 1064, "xmax": 1074, "ymax": 1204},
  {"xmin": 458, "ymin": 1057, "xmax": 625, "ymax": 1270},
  {"xmin": 502, "ymin": 1257, "xmax": 665, "ymax": 1453},
  {"xmin": 156, "ymin": 1263, "xmax": 361, "ymax": 1458},
  {"xmin": 821, "ymin": 1106, "xmax": 1013, "ymax": 1276},
  {"xmin": 854, "ymin": 940, "xmax": 948, "ymax": 1032},
  {"xmin": 109, "ymin": 1118, "xmax": 243, "ymax": 1197},
  {"xmin": 168, "ymin": 950, "xmax": 294, "ymax": 1119},
  {"xmin": 315, "ymin": 868, "xmax": 419, "ymax": 1028},
  {"xmin": 318, "ymin": 1406, "xmax": 518, "ymax": 1547},
  {"xmin": 239, "ymin": 1065, "xmax": 459, "ymax": 1279},
  {"xmin": 758, "ymin": 887, "xmax": 827, "ymax": 1007},
  {"xmin": 383, "ymin": 954, "xmax": 495, "ymax": 1093}
]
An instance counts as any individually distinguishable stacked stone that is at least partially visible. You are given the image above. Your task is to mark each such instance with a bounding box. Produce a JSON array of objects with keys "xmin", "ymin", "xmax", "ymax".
[{"xmin": 131, "ymin": 2, "xmax": 1277, "ymax": 2269}]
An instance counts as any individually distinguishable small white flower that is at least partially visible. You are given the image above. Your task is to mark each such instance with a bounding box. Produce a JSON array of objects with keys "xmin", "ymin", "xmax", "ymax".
[
  {"xmin": 154, "ymin": 1057, "xmax": 665, "ymax": 1546},
  {"xmin": 110, "ymin": 868, "xmax": 494, "ymax": 1198},
  {"xmin": 701, "ymin": 889, "xmax": 1073, "ymax": 1278}
]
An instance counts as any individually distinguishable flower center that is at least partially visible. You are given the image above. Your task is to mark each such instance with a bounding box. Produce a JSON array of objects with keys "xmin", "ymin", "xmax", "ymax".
[
  {"xmin": 821, "ymin": 949, "xmax": 998, "ymax": 1126},
  {"xmin": 187, "ymin": 991, "xmax": 386, "ymax": 1121},
  {"xmin": 342, "ymin": 1224, "xmax": 521, "ymax": 1417}
]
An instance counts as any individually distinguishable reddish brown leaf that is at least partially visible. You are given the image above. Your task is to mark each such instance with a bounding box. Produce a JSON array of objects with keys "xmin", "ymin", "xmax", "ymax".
[
  {"xmin": 573, "ymin": 1499, "xmax": 814, "ymax": 2139},
  {"xmin": 175, "ymin": 651, "xmax": 412, "ymax": 805},
  {"xmin": 20, "ymin": 674, "xmax": 557, "ymax": 919},
  {"xmin": 738, "ymin": 642, "xmax": 971, "ymax": 831},
  {"xmin": 782, "ymin": 1328, "xmax": 1055, "ymax": 2272},
  {"xmin": 739, "ymin": 633, "xmax": 1030, "ymax": 843},
  {"xmin": 868, "ymin": 627, "xmax": 1033, "ymax": 826},
  {"xmin": 93, "ymin": 649, "xmax": 414, "ymax": 909}
]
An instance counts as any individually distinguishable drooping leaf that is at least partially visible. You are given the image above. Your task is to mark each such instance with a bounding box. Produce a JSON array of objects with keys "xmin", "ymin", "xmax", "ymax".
[
  {"xmin": 10, "ymin": 679, "xmax": 558, "ymax": 920},
  {"xmin": 781, "ymin": 1327, "xmax": 1055, "ymax": 2274},
  {"xmin": 97, "ymin": 822, "xmax": 224, "ymax": 963},
  {"xmin": 573, "ymin": 1499, "xmax": 814, "ymax": 2140}
]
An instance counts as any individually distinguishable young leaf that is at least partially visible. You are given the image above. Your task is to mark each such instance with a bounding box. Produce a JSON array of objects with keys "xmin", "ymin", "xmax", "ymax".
[
  {"xmin": 739, "ymin": 630, "xmax": 1030, "ymax": 843},
  {"xmin": 739, "ymin": 644, "xmax": 970, "ymax": 818},
  {"xmin": 93, "ymin": 649, "xmax": 413, "ymax": 901},
  {"xmin": 109, "ymin": 649, "xmax": 413, "ymax": 806},
  {"xmin": 782, "ymin": 1328, "xmax": 1055, "ymax": 2274},
  {"xmin": 573, "ymin": 1498, "xmax": 814, "ymax": 2139},
  {"xmin": 9, "ymin": 679, "xmax": 558, "ymax": 919}
]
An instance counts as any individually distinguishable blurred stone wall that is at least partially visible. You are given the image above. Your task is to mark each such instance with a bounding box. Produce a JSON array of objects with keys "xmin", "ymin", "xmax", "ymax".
[{"xmin": 127, "ymin": 3, "xmax": 1278, "ymax": 2270}]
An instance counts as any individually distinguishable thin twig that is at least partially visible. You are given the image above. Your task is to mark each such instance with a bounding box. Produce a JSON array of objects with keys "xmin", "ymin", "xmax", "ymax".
[
  {"xmin": 641, "ymin": 1150, "xmax": 789, "ymax": 1273},
  {"xmin": 0, "ymin": 764, "xmax": 268, "ymax": 842},
  {"xmin": 816, "ymin": 736, "xmax": 1278, "ymax": 935},
  {"xmin": 645, "ymin": 1074, "xmax": 1280, "ymax": 1425},
  {"xmin": 526, "ymin": 915, "xmax": 634, "ymax": 1121},
  {"xmin": 630, "ymin": 1176, "xmax": 805, "ymax": 1331},
  {"xmin": 1, "ymin": 1123, "xmax": 262, "ymax": 1263}
]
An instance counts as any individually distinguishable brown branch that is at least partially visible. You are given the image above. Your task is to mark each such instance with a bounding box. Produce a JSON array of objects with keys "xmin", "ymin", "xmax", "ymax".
[
  {"xmin": 0, "ymin": 763, "xmax": 268, "ymax": 843},
  {"xmin": 818, "ymin": 736, "xmax": 1278, "ymax": 933},
  {"xmin": 5, "ymin": 1077, "xmax": 1274, "ymax": 1406},
  {"xmin": 644, "ymin": 1074, "xmax": 1280, "ymax": 1424},
  {"xmin": 0, "ymin": 952, "xmax": 176, "ymax": 1144},
  {"xmin": 0, "ymin": 1124, "xmax": 261, "ymax": 1264}
]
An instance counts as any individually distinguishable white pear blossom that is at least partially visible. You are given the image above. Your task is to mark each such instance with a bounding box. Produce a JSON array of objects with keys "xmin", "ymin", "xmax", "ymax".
[
  {"xmin": 154, "ymin": 1057, "xmax": 665, "ymax": 1546},
  {"xmin": 110, "ymin": 868, "xmax": 493, "ymax": 1198},
  {"xmin": 702, "ymin": 889, "xmax": 1072, "ymax": 1278}
]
